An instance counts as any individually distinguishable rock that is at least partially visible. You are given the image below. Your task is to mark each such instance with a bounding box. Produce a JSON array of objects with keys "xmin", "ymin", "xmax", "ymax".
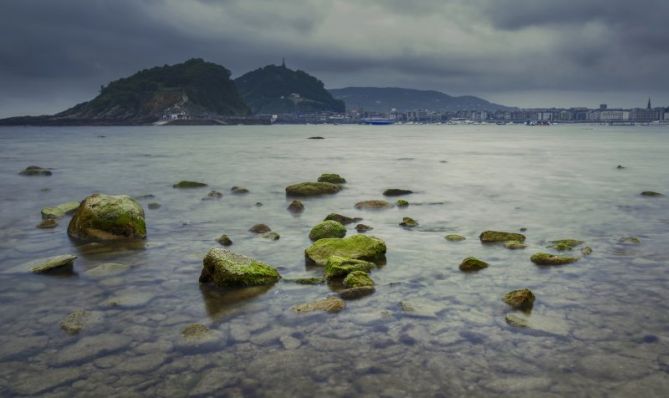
[
  {"xmin": 216, "ymin": 234, "xmax": 233, "ymax": 246},
  {"xmin": 581, "ymin": 246, "xmax": 593, "ymax": 256},
  {"xmin": 399, "ymin": 217, "xmax": 418, "ymax": 228},
  {"xmin": 305, "ymin": 235, "xmax": 387, "ymax": 267},
  {"xmin": 37, "ymin": 218, "xmax": 58, "ymax": 229},
  {"xmin": 547, "ymin": 239, "xmax": 583, "ymax": 251},
  {"xmin": 85, "ymin": 262, "xmax": 129, "ymax": 277},
  {"xmin": 104, "ymin": 291, "xmax": 155, "ymax": 308},
  {"xmin": 173, "ymin": 180, "xmax": 207, "ymax": 188},
  {"xmin": 480, "ymin": 230, "xmax": 526, "ymax": 243},
  {"xmin": 67, "ymin": 193, "xmax": 146, "ymax": 241},
  {"xmin": 41, "ymin": 201, "xmax": 80, "ymax": 220},
  {"xmin": 317, "ymin": 173, "xmax": 346, "ymax": 184},
  {"xmin": 287, "ymin": 200, "xmax": 304, "ymax": 213},
  {"xmin": 459, "ymin": 257, "xmax": 488, "ymax": 272},
  {"xmin": 286, "ymin": 277, "xmax": 324, "ymax": 285},
  {"xmin": 339, "ymin": 286, "xmax": 376, "ymax": 300},
  {"xmin": 505, "ymin": 313, "xmax": 529, "ymax": 328},
  {"xmin": 324, "ymin": 213, "xmax": 361, "ymax": 225},
  {"xmin": 354, "ymin": 200, "xmax": 393, "ymax": 210},
  {"xmin": 616, "ymin": 165, "xmax": 625, "ymax": 169},
  {"xmin": 383, "ymin": 189, "xmax": 413, "ymax": 196},
  {"xmin": 445, "ymin": 234, "xmax": 466, "ymax": 241},
  {"xmin": 343, "ymin": 271, "xmax": 374, "ymax": 288},
  {"xmin": 249, "ymin": 224, "xmax": 271, "ymax": 234},
  {"xmin": 230, "ymin": 186, "xmax": 249, "ymax": 194},
  {"xmin": 291, "ymin": 296, "xmax": 345, "ymax": 313},
  {"xmin": 355, "ymin": 224, "xmax": 373, "ymax": 233},
  {"xmin": 27, "ymin": 254, "xmax": 77, "ymax": 273},
  {"xmin": 503, "ymin": 289, "xmax": 535, "ymax": 310},
  {"xmin": 279, "ymin": 335, "xmax": 302, "ymax": 350},
  {"xmin": 181, "ymin": 324, "xmax": 212, "ymax": 341},
  {"xmin": 530, "ymin": 252, "xmax": 578, "ymax": 266},
  {"xmin": 309, "ymin": 220, "xmax": 347, "ymax": 241},
  {"xmin": 53, "ymin": 333, "xmax": 131, "ymax": 365},
  {"xmin": 504, "ymin": 240, "xmax": 527, "ymax": 250},
  {"xmin": 619, "ymin": 236, "xmax": 641, "ymax": 245},
  {"xmin": 19, "ymin": 165, "xmax": 52, "ymax": 176},
  {"xmin": 199, "ymin": 248, "xmax": 281, "ymax": 287},
  {"xmin": 640, "ymin": 191, "xmax": 663, "ymax": 197},
  {"xmin": 203, "ymin": 190, "xmax": 223, "ymax": 200},
  {"xmin": 285, "ymin": 182, "xmax": 341, "ymax": 197},
  {"xmin": 324, "ymin": 256, "xmax": 375, "ymax": 279},
  {"xmin": 308, "ymin": 136, "xmax": 324, "ymax": 139},
  {"xmin": 520, "ymin": 227, "xmax": 528, "ymax": 232},
  {"xmin": 262, "ymin": 232, "xmax": 280, "ymax": 241},
  {"xmin": 396, "ymin": 199, "xmax": 409, "ymax": 207},
  {"xmin": 255, "ymin": 202, "xmax": 263, "ymax": 207},
  {"xmin": 147, "ymin": 202, "xmax": 161, "ymax": 210},
  {"xmin": 399, "ymin": 301, "xmax": 440, "ymax": 318},
  {"xmin": 10, "ymin": 368, "xmax": 81, "ymax": 395},
  {"xmin": 60, "ymin": 309, "xmax": 103, "ymax": 335}
]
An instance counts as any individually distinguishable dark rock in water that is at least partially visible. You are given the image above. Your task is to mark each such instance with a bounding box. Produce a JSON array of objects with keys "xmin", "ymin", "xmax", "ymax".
[
  {"xmin": 343, "ymin": 271, "xmax": 374, "ymax": 288},
  {"xmin": 37, "ymin": 219, "xmax": 58, "ymax": 229},
  {"xmin": 19, "ymin": 165, "xmax": 52, "ymax": 176},
  {"xmin": 173, "ymin": 180, "xmax": 207, "ymax": 188},
  {"xmin": 287, "ymin": 200, "xmax": 305, "ymax": 213},
  {"xmin": 399, "ymin": 217, "xmax": 418, "ymax": 228},
  {"xmin": 180, "ymin": 324, "xmax": 219, "ymax": 344},
  {"xmin": 641, "ymin": 191, "xmax": 663, "ymax": 197},
  {"xmin": 503, "ymin": 289, "xmax": 535, "ymax": 310},
  {"xmin": 317, "ymin": 173, "xmax": 346, "ymax": 184},
  {"xmin": 445, "ymin": 234, "xmax": 465, "ymax": 242},
  {"xmin": 339, "ymin": 286, "xmax": 375, "ymax": 300},
  {"xmin": 134, "ymin": 194, "xmax": 155, "ymax": 200},
  {"xmin": 519, "ymin": 227, "xmax": 528, "ymax": 232},
  {"xmin": 616, "ymin": 165, "xmax": 625, "ymax": 169},
  {"xmin": 530, "ymin": 252, "xmax": 578, "ymax": 266},
  {"xmin": 383, "ymin": 189, "xmax": 413, "ymax": 196},
  {"xmin": 306, "ymin": 235, "xmax": 387, "ymax": 267},
  {"xmin": 291, "ymin": 296, "xmax": 345, "ymax": 313},
  {"xmin": 355, "ymin": 224, "xmax": 373, "ymax": 233},
  {"xmin": 548, "ymin": 239, "xmax": 584, "ymax": 251},
  {"xmin": 285, "ymin": 182, "xmax": 341, "ymax": 197},
  {"xmin": 216, "ymin": 234, "xmax": 233, "ymax": 246},
  {"xmin": 203, "ymin": 191, "xmax": 223, "ymax": 200},
  {"xmin": 309, "ymin": 220, "xmax": 346, "ymax": 241},
  {"xmin": 231, "ymin": 186, "xmax": 249, "ymax": 194},
  {"xmin": 148, "ymin": 202, "xmax": 161, "ymax": 210},
  {"xmin": 249, "ymin": 224, "xmax": 271, "ymax": 234},
  {"xmin": 324, "ymin": 213, "xmax": 361, "ymax": 225},
  {"xmin": 396, "ymin": 199, "xmax": 409, "ymax": 207},
  {"xmin": 67, "ymin": 193, "xmax": 146, "ymax": 241},
  {"xmin": 199, "ymin": 248, "xmax": 281, "ymax": 287},
  {"xmin": 581, "ymin": 246, "xmax": 593, "ymax": 256},
  {"xmin": 459, "ymin": 257, "xmax": 488, "ymax": 272},
  {"xmin": 286, "ymin": 277, "xmax": 324, "ymax": 285},
  {"xmin": 308, "ymin": 136, "xmax": 324, "ymax": 139},
  {"xmin": 28, "ymin": 254, "xmax": 77, "ymax": 273},
  {"xmin": 439, "ymin": 160, "xmax": 448, "ymax": 163},
  {"xmin": 354, "ymin": 200, "xmax": 393, "ymax": 210},
  {"xmin": 619, "ymin": 236, "xmax": 640, "ymax": 245},
  {"xmin": 479, "ymin": 230, "xmax": 526, "ymax": 243},
  {"xmin": 255, "ymin": 202, "xmax": 263, "ymax": 207},
  {"xmin": 262, "ymin": 232, "xmax": 280, "ymax": 241},
  {"xmin": 324, "ymin": 256, "xmax": 375, "ymax": 280},
  {"xmin": 504, "ymin": 240, "xmax": 527, "ymax": 250}
]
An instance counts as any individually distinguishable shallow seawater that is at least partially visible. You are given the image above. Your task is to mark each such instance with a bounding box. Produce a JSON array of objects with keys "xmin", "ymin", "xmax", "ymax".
[{"xmin": 0, "ymin": 124, "xmax": 668, "ymax": 397}]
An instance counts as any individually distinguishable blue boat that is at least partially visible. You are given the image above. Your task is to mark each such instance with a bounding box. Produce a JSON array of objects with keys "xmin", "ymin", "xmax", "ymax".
[{"xmin": 361, "ymin": 117, "xmax": 395, "ymax": 125}]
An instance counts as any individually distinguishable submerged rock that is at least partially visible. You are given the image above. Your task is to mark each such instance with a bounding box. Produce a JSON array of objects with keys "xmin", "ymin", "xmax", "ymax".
[
  {"xmin": 548, "ymin": 239, "xmax": 584, "ymax": 251},
  {"xmin": 339, "ymin": 286, "xmax": 376, "ymax": 300},
  {"xmin": 37, "ymin": 219, "xmax": 58, "ymax": 229},
  {"xmin": 505, "ymin": 314, "xmax": 529, "ymax": 328},
  {"xmin": 67, "ymin": 193, "xmax": 146, "ymax": 241},
  {"xmin": 355, "ymin": 223, "xmax": 373, "ymax": 233},
  {"xmin": 383, "ymin": 189, "xmax": 413, "ymax": 196},
  {"xmin": 530, "ymin": 252, "xmax": 578, "ymax": 266},
  {"xmin": 343, "ymin": 271, "xmax": 374, "ymax": 288},
  {"xmin": 52, "ymin": 333, "xmax": 131, "ymax": 365},
  {"xmin": 19, "ymin": 165, "xmax": 52, "ymax": 176},
  {"xmin": 262, "ymin": 232, "xmax": 280, "ymax": 241},
  {"xmin": 27, "ymin": 254, "xmax": 77, "ymax": 273},
  {"xmin": 203, "ymin": 190, "xmax": 223, "ymax": 200},
  {"xmin": 147, "ymin": 202, "xmax": 161, "ymax": 210},
  {"xmin": 504, "ymin": 240, "xmax": 527, "ymax": 250},
  {"xmin": 286, "ymin": 277, "xmax": 324, "ymax": 285},
  {"xmin": 616, "ymin": 165, "xmax": 625, "ymax": 169},
  {"xmin": 181, "ymin": 324, "xmax": 212, "ymax": 341},
  {"xmin": 199, "ymin": 248, "xmax": 281, "ymax": 287},
  {"xmin": 285, "ymin": 182, "xmax": 341, "ymax": 196},
  {"xmin": 309, "ymin": 220, "xmax": 346, "ymax": 241},
  {"xmin": 305, "ymin": 235, "xmax": 387, "ymax": 266},
  {"xmin": 308, "ymin": 136, "xmax": 325, "ymax": 139},
  {"xmin": 459, "ymin": 257, "xmax": 489, "ymax": 272},
  {"xmin": 641, "ymin": 191, "xmax": 663, "ymax": 197},
  {"xmin": 324, "ymin": 256, "xmax": 375, "ymax": 279},
  {"xmin": 249, "ymin": 224, "xmax": 271, "ymax": 234},
  {"xmin": 581, "ymin": 246, "xmax": 593, "ymax": 256},
  {"xmin": 399, "ymin": 217, "xmax": 418, "ymax": 228},
  {"xmin": 60, "ymin": 309, "xmax": 103, "ymax": 335},
  {"xmin": 317, "ymin": 173, "xmax": 346, "ymax": 184},
  {"xmin": 619, "ymin": 236, "xmax": 641, "ymax": 245},
  {"xmin": 354, "ymin": 200, "xmax": 393, "ymax": 210},
  {"xmin": 479, "ymin": 230, "xmax": 526, "ymax": 243},
  {"xmin": 173, "ymin": 180, "xmax": 207, "ymax": 188},
  {"xmin": 445, "ymin": 234, "xmax": 466, "ymax": 241},
  {"xmin": 216, "ymin": 234, "xmax": 233, "ymax": 246},
  {"xmin": 230, "ymin": 186, "xmax": 249, "ymax": 194},
  {"xmin": 291, "ymin": 296, "xmax": 345, "ymax": 313},
  {"xmin": 503, "ymin": 289, "xmax": 535, "ymax": 310},
  {"xmin": 84, "ymin": 262, "xmax": 130, "ymax": 277},
  {"xmin": 324, "ymin": 213, "xmax": 361, "ymax": 225},
  {"xmin": 287, "ymin": 200, "xmax": 305, "ymax": 213},
  {"xmin": 396, "ymin": 199, "xmax": 409, "ymax": 207}
]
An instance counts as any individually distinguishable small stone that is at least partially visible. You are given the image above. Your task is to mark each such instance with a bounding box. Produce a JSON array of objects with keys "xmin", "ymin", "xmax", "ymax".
[
  {"xmin": 399, "ymin": 217, "xmax": 418, "ymax": 228},
  {"xmin": 343, "ymin": 271, "xmax": 374, "ymax": 288},
  {"xmin": 503, "ymin": 289, "xmax": 535, "ymax": 310},
  {"xmin": 519, "ymin": 227, "xmax": 528, "ymax": 232},
  {"xmin": 181, "ymin": 324, "xmax": 211, "ymax": 341},
  {"xmin": 287, "ymin": 277, "xmax": 324, "ymax": 285},
  {"xmin": 41, "ymin": 207, "xmax": 65, "ymax": 220},
  {"xmin": 279, "ymin": 335, "xmax": 302, "ymax": 350},
  {"xmin": 396, "ymin": 199, "xmax": 409, "ymax": 207},
  {"xmin": 339, "ymin": 286, "xmax": 376, "ymax": 300},
  {"xmin": 616, "ymin": 165, "xmax": 625, "ymax": 169},
  {"xmin": 548, "ymin": 239, "xmax": 584, "ymax": 251},
  {"xmin": 505, "ymin": 314, "xmax": 529, "ymax": 328},
  {"xmin": 324, "ymin": 213, "xmax": 361, "ymax": 225},
  {"xmin": 60, "ymin": 310, "xmax": 103, "ymax": 335},
  {"xmin": 19, "ymin": 165, "xmax": 52, "ymax": 176},
  {"xmin": 148, "ymin": 202, "xmax": 161, "ymax": 210},
  {"xmin": 530, "ymin": 253, "xmax": 578, "ymax": 266},
  {"xmin": 37, "ymin": 219, "xmax": 58, "ymax": 229},
  {"xmin": 262, "ymin": 231, "xmax": 280, "ymax": 241},
  {"xmin": 459, "ymin": 257, "xmax": 488, "ymax": 272},
  {"xmin": 308, "ymin": 136, "xmax": 324, "ymax": 139},
  {"xmin": 285, "ymin": 182, "xmax": 341, "ymax": 197},
  {"xmin": 445, "ymin": 234, "xmax": 466, "ymax": 241},
  {"xmin": 581, "ymin": 246, "xmax": 593, "ymax": 256},
  {"xmin": 216, "ymin": 234, "xmax": 233, "ymax": 246},
  {"xmin": 203, "ymin": 191, "xmax": 223, "ymax": 200},
  {"xmin": 354, "ymin": 200, "xmax": 393, "ymax": 209},
  {"xmin": 619, "ymin": 236, "xmax": 641, "ymax": 245},
  {"xmin": 383, "ymin": 189, "xmax": 413, "ymax": 196},
  {"xmin": 480, "ymin": 230, "xmax": 526, "ymax": 243},
  {"xmin": 287, "ymin": 200, "xmax": 304, "ymax": 213},
  {"xmin": 249, "ymin": 224, "xmax": 271, "ymax": 234},
  {"xmin": 355, "ymin": 224, "xmax": 373, "ymax": 233},
  {"xmin": 640, "ymin": 191, "xmax": 663, "ymax": 197},
  {"xmin": 27, "ymin": 254, "xmax": 77, "ymax": 273},
  {"xmin": 504, "ymin": 240, "xmax": 527, "ymax": 249},
  {"xmin": 255, "ymin": 202, "xmax": 263, "ymax": 207},
  {"xmin": 291, "ymin": 296, "xmax": 345, "ymax": 313},
  {"xmin": 317, "ymin": 173, "xmax": 346, "ymax": 184},
  {"xmin": 231, "ymin": 186, "xmax": 249, "ymax": 194},
  {"xmin": 173, "ymin": 180, "xmax": 207, "ymax": 188}
]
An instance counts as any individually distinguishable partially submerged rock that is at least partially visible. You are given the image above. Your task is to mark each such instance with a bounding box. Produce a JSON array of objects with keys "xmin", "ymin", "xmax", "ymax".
[
  {"xmin": 249, "ymin": 224, "xmax": 271, "ymax": 234},
  {"xmin": 619, "ymin": 236, "xmax": 641, "ymax": 245},
  {"xmin": 203, "ymin": 191, "xmax": 223, "ymax": 200},
  {"xmin": 19, "ymin": 165, "xmax": 52, "ymax": 176},
  {"xmin": 67, "ymin": 194, "xmax": 146, "ymax": 241},
  {"xmin": 230, "ymin": 186, "xmax": 249, "ymax": 194},
  {"xmin": 286, "ymin": 277, "xmax": 324, "ymax": 285},
  {"xmin": 459, "ymin": 257, "xmax": 488, "ymax": 272},
  {"xmin": 173, "ymin": 180, "xmax": 207, "ymax": 188},
  {"xmin": 317, "ymin": 173, "xmax": 346, "ymax": 184},
  {"xmin": 262, "ymin": 232, "xmax": 280, "ymax": 241},
  {"xmin": 199, "ymin": 248, "xmax": 281, "ymax": 287},
  {"xmin": 530, "ymin": 252, "xmax": 578, "ymax": 266},
  {"xmin": 287, "ymin": 200, "xmax": 304, "ymax": 213},
  {"xmin": 480, "ymin": 230, "xmax": 526, "ymax": 243},
  {"xmin": 548, "ymin": 239, "xmax": 584, "ymax": 251},
  {"xmin": 285, "ymin": 182, "xmax": 341, "ymax": 197},
  {"xmin": 339, "ymin": 286, "xmax": 376, "ymax": 300},
  {"xmin": 354, "ymin": 200, "xmax": 393, "ymax": 210},
  {"xmin": 616, "ymin": 165, "xmax": 625, "ymax": 169},
  {"xmin": 324, "ymin": 213, "xmax": 361, "ymax": 225},
  {"xmin": 305, "ymin": 235, "xmax": 387, "ymax": 267},
  {"xmin": 396, "ymin": 199, "xmax": 409, "ymax": 207},
  {"xmin": 445, "ymin": 234, "xmax": 466, "ymax": 241},
  {"xmin": 41, "ymin": 201, "xmax": 79, "ymax": 220},
  {"xmin": 383, "ymin": 189, "xmax": 413, "ymax": 196},
  {"xmin": 581, "ymin": 246, "xmax": 593, "ymax": 256},
  {"xmin": 504, "ymin": 240, "xmax": 527, "ymax": 250},
  {"xmin": 37, "ymin": 219, "xmax": 58, "ymax": 229},
  {"xmin": 180, "ymin": 323, "xmax": 223, "ymax": 346},
  {"xmin": 309, "ymin": 220, "xmax": 346, "ymax": 241},
  {"xmin": 28, "ymin": 254, "xmax": 77, "ymax": 273},
  {"xmin": 84, "ymin": 262, "xmax": 129, "ymax": 277},
  {"xmin": 147, "ymin": 202, "xmax": 161, "ymax": 210},
  {"xmin": 343, "ymin": 271, "xmax": 374, "ymax": 288},
  {"xmin": 355, "ymin": 224, "xmax": 373, "ymax": 233},
  {"xmin": 324, "ymin": 256, "xmax": 375, "ymax": 279},
  {"xmin": 503, "ymin": 289, "xmax": 535, "ymax": 310},
  {"xmin": 641, "ymin": 191, "xmax": 663, "ymax": 197},
  {"xmin": 308, "ymin": 136, "xmax": 324, "ymax": 139},
  {"xmin": 291, "ymin": 296, "xmax": 345, "ymax": 313},
  {"xmin": 399, "ymin": 217, "xmax": 418, "ymax": 228},
  {"xmin": 216, "ymin": 234, "xmax": 233, "ymax": 246}
]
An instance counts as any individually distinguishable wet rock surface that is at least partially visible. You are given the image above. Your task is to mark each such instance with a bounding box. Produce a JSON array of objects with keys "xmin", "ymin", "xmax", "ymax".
[
  {"xmin": 324, "ymin": 213, "xmax": 361, "ymax": 225},
  {"xmin": 459, "ymin": 257, "xmax": 489, "ymax": 272},
  {"xmin": 19, "ymin": 165, "xmax": 52, "ymax": 176},
  {"xmin": 309, "ymin": 220, "xmax": 346, "ymax": 241},
  {"xmin": 305, "ymin": 235, "xmax": 387, "ymax": 266},
  {"xmin": 67, "ymin": 193, "xmax": 146, "ymax": 241},
  {"xmin": 354, "ymin": 200, "xmax": 393, "ymax": 209},
  {"xmin": 480, "ymin": 230, "xmax": 526, "ymax": 243},
  {"xmin": 285, "ymin": 182, "xmax": 341, "ymax": 197},
  {"xmin": 291, "ymin": 297, "xmax": 346, "ymax": 313},
  {"xmin": 531, "ymin": 253, "xmax": 578, "ymax": 266},
  {"xmin": 199, "ymin": 248, "xmax": 281, "ymax": 287}
]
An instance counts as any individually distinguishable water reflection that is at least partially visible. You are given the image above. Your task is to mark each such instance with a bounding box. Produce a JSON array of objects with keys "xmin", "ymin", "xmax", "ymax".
[{"xmin": 199, "ymin": 283, "xmax": 273, "ymax": 319}]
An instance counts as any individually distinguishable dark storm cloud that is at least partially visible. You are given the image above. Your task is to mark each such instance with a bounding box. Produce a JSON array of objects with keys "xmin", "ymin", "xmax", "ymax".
[{"xmin": 0, "ymin": 0, "xmax": 668, "ymax": 116}]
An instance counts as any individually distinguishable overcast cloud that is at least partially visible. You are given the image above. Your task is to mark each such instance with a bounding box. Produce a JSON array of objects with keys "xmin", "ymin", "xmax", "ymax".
[{"xmin": 1, "ymin": 0, "xmax": 668, "ymax": 117}]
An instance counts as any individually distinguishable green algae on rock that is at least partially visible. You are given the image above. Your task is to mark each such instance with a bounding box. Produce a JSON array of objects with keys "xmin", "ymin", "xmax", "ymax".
[
  {"xmin": 261, "ymin": 231, "xmax": 280, "ymax": 241},
  {"xmin": 309, "ymin": 220, "xmax": 347, "ymax": 241},
  {"xmin": 503, "ymin": 289, "xmax": 535, "ymax": 310},
  {"xmin": 504, "ymin": 240, "xmax": 527, "ymax": 250},
  {"xmin": 530, "ymin": 252, "xmax": 578, "ymax": 266},
  {"xmin": 305, "ymin": 235, "xmax": 387, "ymax": 267},
  {"xmin": 396, "ymin": 199, "xmax": 409, "ymax": 207},
  {"xmin": 459, "ymin": 257, "xmax": 489, "ymax": 272},
  {"xmin": 285, "ymin": 182, "xmax": 341, "ymax": 197},
  {"xmin": 173, "ymin": 180, "xmax": 208, "ymax": 188},
  {"xmin": 19, "ymin": 165, "xmax": 52, "ymax": 176},
  {"xmin": 640, "ymin": 191, "xmax": 663, "ymax": 197},
  {"xmin": 383, "ymin": 189, "xmax": 413, "ymax": 196},
  {"xmin": 317, "ymin": 173, "xmax": 346, "ymax": 184},
  {"xmin": 354, "ymin": 200, "xmax": 393, "ymax": 210},
  {"xmin": 199, "ymin": 248, "xmax": 281, "ymax": 287},
  {"xmin": 399, "ymin": 217, "xmax": 418, "ymax": 228},
  {"xmin": 343, "ymin": 271, "xmax": 374, "ymax": 288},
  {"xmin": 445, "ymin": 234, "xmax": 466, "ymax": 241},
  {"xmin": 67, "ymin": 193, "xmax": 146, "ymax": 241},
  {"xmin": 291, "ymin": 296, "xmax": 346, "ymax": 313},
  {"xmin": 324, "ymin": 256, "xmax": 375, "ymax": 280},
  {"xmin": 479, "ymin": 230, "xmax": 526, "ymax": 243},
  {"xmin": 324, "ymin": 213, "xmax": 361, "ymax": 225},
  {"xmin": 37, "ymin": 219, "xmax": 58, "ymax": 229},
  {"xmin": 548, "ymin": 239, "xmax": 584, "ymax": 251}
]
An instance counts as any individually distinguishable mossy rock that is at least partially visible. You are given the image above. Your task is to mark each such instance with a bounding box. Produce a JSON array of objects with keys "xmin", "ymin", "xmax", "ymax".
[
  {"xmin": 383, "ymin": 189, "xmax": 413, "ymax": 196},
  {"xmin": 445, "ymin": 234, "xmax": 466, "ymax": 242},
  {"xmin": 216, "ymin": 234, "xmax": 233, "ymax": 246},
  {"xmin": 309, "ymin": 220, "xmax": 347, "ymax": 241},
  {"xmin": 548, "ymin": 239, "xmax": 583, "ymax": 251},
  {"xmin": 262, "ymin": 232, "xmax": 280, "ymax": 241},
  {"xmin": 504, "ymin": 240, "xmax": 527, "ymax": 250},
  {"xmin": 230, "ymin": 186, "xmax": 249, "ymax": 194},
  {"xmin": 459, "ymin": 257, "xmax": 488, "ymax": 272},
  {"xmin": 503, "ymin": 289, "xmax": 535, "ymax": 310},
  {"xmin": 199, "ymin": 248, "xmax": 281, "ymax": 287},
  {"xmin": 619, "ymin": 237, "xmax": 640, "ymax": 245},
  {"xmin": 396, "ymin": 199, "xmax": 409, "ymax": 207},
  {"xmin": 67, "ymin": 194, "xmax": 146, "ymax": 241},
  {"xmin": 285, "ymin": 182, "xmax": 341, "ymax": 197},
  {"xmin": 317, "ymin": 174, "xmax": 346, "ymax": 184},
  {"xmin": 355, "ymin": 224, "xmax": 373, "ymax": 233},
  {"xmin": 339, "ymin": 286, "xmax": 376, "ymax": 300},
  {"xmin": 19, "ymin": 165, "xmax": 52, "ymax": 176},
  {"xmin": 354, "ymin": 200, "xmax": 393, "ymax": 210},
  {"xmin": 641, "ymin": 191, "xmax": 663, "ymax": 197},
  {"xmin": 530, "ymin": 252, "xmax": 578, "ymax": 266},
  {"xmin": 479, "ymin": 230, "xmax": 526, "ymax": 243},
  {"xmin": 324, "ymin": 213, "xmax": 361, "ymax": 225},
  {"xmin": 305, "ymin": 235, "xmax": 387, "ymax": 267},
  {"xmin": 324, "ymin": 256, "xmax": 375, "ymax": 280},
  {"xmin": 173, "ymin": 180, "xmax": 207, "ymax": 188},
  {"xmin": 287, "ymin": 200, "xmax": 305, "ymax": 213},
  {"xmin": 343, "ymin": 271, "xmax": 374, "ymax": 288},
  {"xmin": 249, "ymin": 224, "xmax": 271, "ymax": 234},
  {"xmin": 399, "ymin": 217, "xmax": 418, "ymax": 228}
]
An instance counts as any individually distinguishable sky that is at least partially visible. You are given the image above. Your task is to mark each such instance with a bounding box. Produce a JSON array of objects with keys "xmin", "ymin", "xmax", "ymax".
[{"xmin": 1, "ymin": 0, "xmax": 668, "ymax": 117}]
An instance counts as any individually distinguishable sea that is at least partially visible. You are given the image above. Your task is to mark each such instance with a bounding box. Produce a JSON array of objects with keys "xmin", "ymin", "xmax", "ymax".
[{"xmin": 0, "ymin": 124, "xmax": 668, "ymax": 397}]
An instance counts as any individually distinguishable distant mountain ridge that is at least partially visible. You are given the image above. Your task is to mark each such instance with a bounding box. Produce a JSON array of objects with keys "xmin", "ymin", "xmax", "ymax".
[{"xmin": 329, "ymin": 87, "xmax": 513, "ymax": 113}]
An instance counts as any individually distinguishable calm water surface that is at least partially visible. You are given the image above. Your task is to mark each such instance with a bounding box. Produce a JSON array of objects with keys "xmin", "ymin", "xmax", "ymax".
[{"xmin": 0, "ymin": 124, "xmax": 668, "ymax": 397}]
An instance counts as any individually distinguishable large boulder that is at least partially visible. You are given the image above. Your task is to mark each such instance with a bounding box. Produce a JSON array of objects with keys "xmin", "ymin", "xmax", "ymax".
[
  {"xmin": 199, "ymin": 248, "xmax": 281, "ymax": 287},
  {"xmin": 305, "ymin": 235, "xmax": 386, "ymax": 266},
  {"xmin": 309, "ymin": 220, "xmax": 346, "ymax": 241},
  {"xmin": 479, "ymin": 230, "xmax": 526, "ymax": 243},
  {"xmin": 67, "ymin": 194, "xmax": 146, "ymax": 241},
  {"xmin": 285, "ymin": 182, "xmax": 341, "ymax": 197}
]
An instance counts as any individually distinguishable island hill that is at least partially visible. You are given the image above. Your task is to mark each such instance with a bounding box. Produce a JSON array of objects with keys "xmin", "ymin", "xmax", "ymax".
[{"xmin": 0, "ymin": 58, "xmax": 345, "ymax": 126}]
